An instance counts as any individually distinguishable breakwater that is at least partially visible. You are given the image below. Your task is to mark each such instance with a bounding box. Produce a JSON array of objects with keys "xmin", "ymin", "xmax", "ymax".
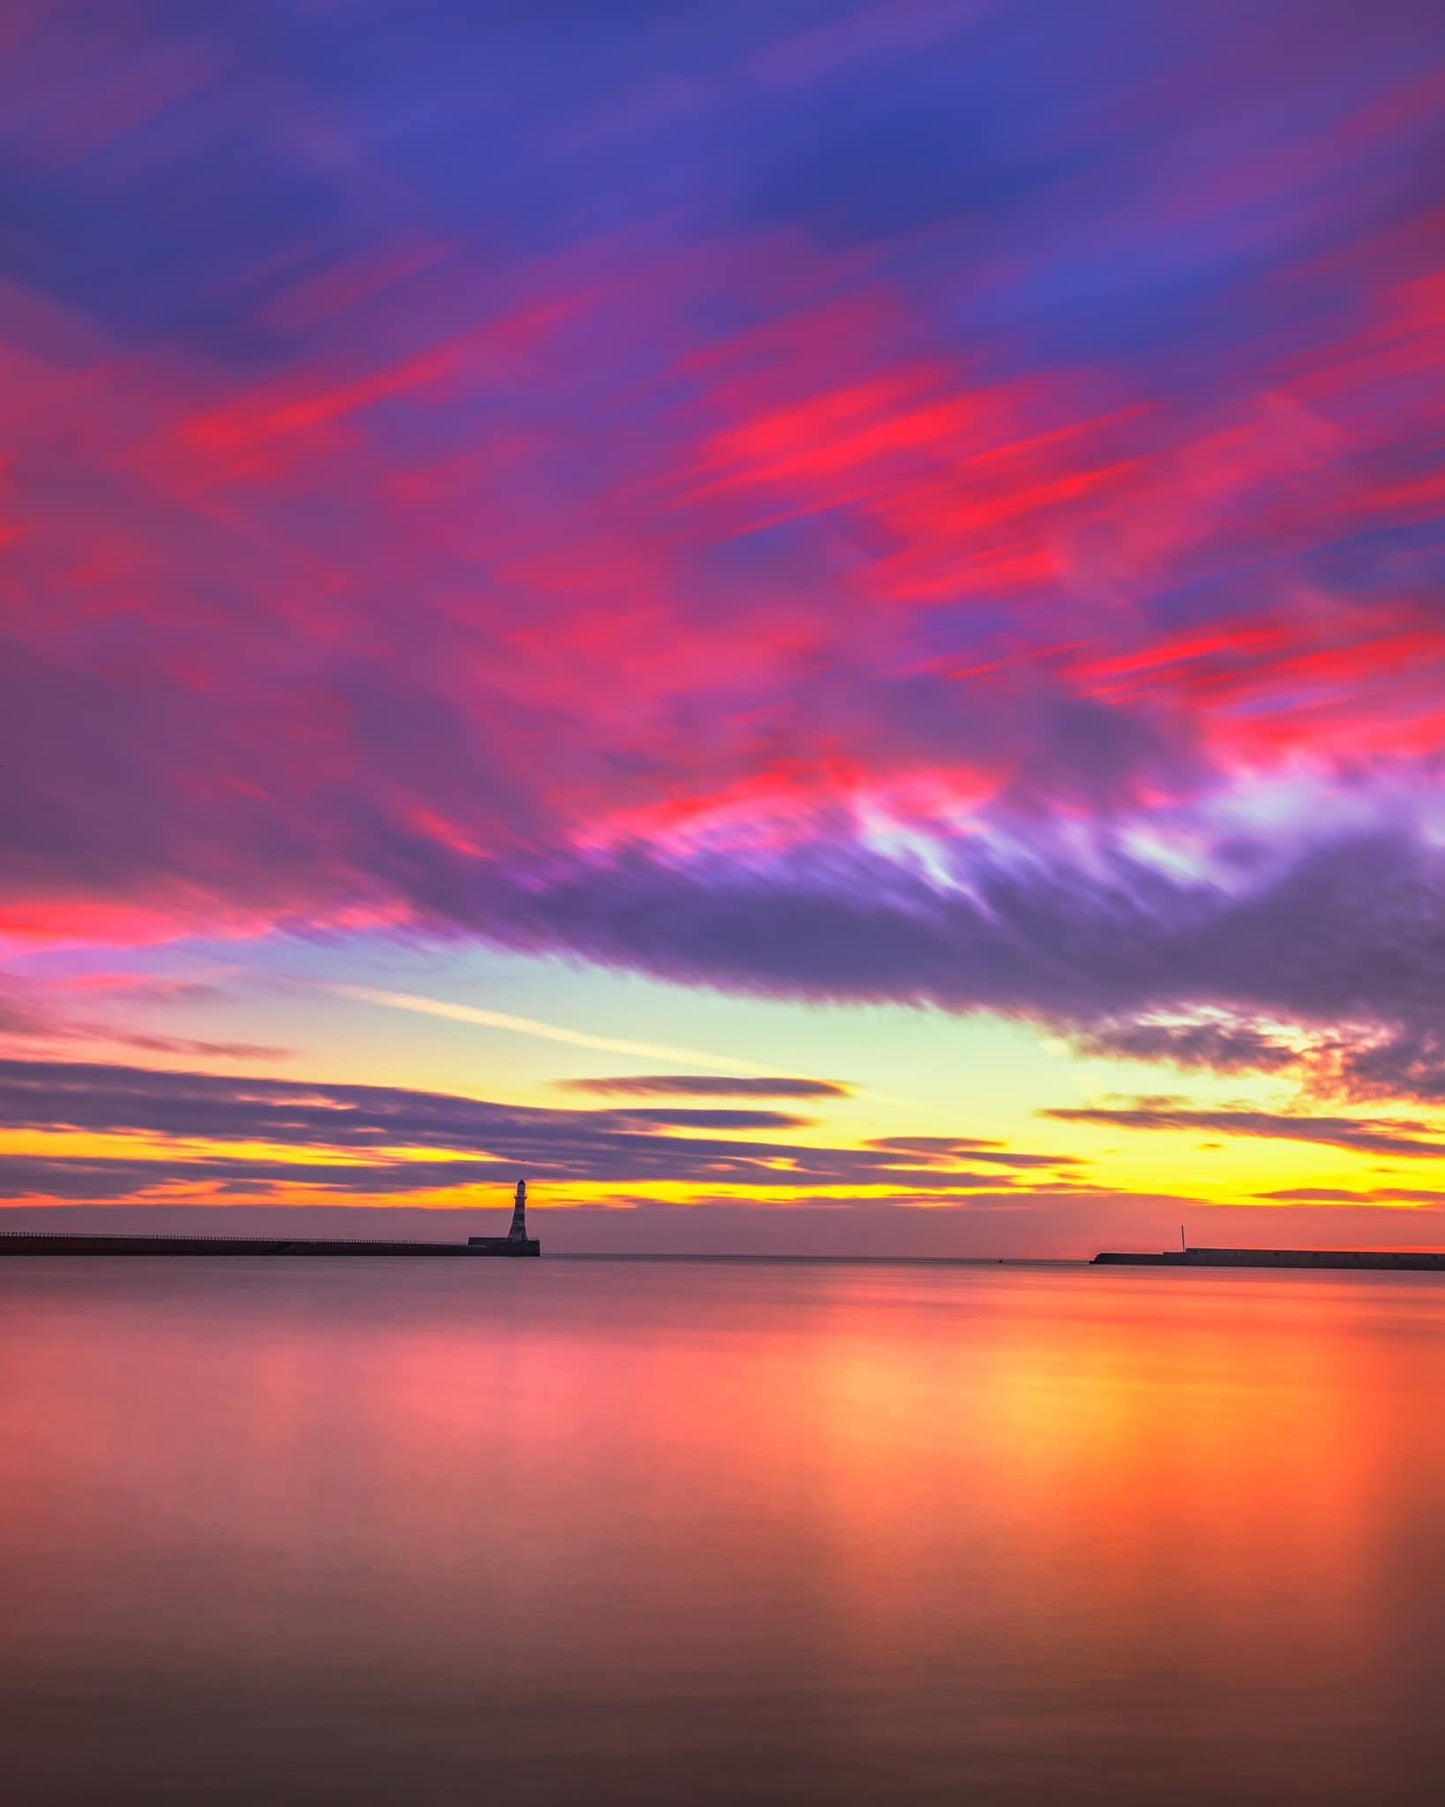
[
  {"xmin": 0, "ymin": 1231, "xmax": 540, "ymax": 1257},
  {"xmin": 1093, "ymin": 1246, "xmax": 1445, "ymax": 1271},
  {"xmin": 0, "ymin": 1179, "xmax": 542, "ymax": 1258}
]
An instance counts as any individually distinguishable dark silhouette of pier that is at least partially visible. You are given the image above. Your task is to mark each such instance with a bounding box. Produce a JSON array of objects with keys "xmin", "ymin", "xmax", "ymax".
[
  {"xmin": 0, "ymin": 1181, "xmax": 541, "ymax": 1258},
  {"xmin": 1093, "ymin": 1244, "xmax": 1445, "ymax": 1272}
]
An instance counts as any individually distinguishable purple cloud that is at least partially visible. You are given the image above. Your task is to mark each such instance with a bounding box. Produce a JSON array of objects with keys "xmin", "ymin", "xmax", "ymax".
[
  {"xmin": 0, "ymin": 1057, "xmax": 1074, "ymax": 1203},
  {"xmin": 0, "ymin": 980, "xmax": 287, "ymax": 1065},
  {"xmin": 0, "ymin": 0, "xmax": 1441, "ymax": 1180},
  {"xmin": 558, "ymin": 1075, "xmax": 850, "ymax": 1099},
  {"xmin": 1044, "ymin": 1102, "xmax": 1445, "ymax": 1159},
  {"xmin": 1259, "ymin": 1188, "xmax": 1445, "ymax": 1204}
]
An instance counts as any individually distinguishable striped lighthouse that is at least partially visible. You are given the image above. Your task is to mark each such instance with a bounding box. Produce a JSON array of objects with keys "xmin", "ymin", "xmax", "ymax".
[
  {"xmin": 467, "ymin": 1177, "xmax": 540, "ymax": 1255},
  {"xmin": 508, "ymin": 1177, "xmax": 529, "ymax": 1242}
]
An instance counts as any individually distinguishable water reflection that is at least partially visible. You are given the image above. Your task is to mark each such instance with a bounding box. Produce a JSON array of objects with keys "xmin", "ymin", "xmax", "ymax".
[{"xmin": 2, "ymin": 1259, "xmax": 1443, "ymax": 1803}]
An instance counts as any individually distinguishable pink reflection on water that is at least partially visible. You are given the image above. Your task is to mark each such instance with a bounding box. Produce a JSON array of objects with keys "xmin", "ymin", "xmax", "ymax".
[{"xmin": 2, "ymin": 1259, "xmax": 1444, "ymax": 1803}]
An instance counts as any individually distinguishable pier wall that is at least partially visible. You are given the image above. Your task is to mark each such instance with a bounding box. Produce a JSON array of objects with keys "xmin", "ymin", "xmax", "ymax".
[{"xmin": 1093, "ymin": 1247, "xmax": 1445, "ymax": 1272}]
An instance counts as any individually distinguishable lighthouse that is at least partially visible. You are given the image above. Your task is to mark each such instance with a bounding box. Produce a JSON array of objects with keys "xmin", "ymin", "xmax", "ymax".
[
  {"xmin": 466, "ymin": 1178, "xmax": 541, "ymax": 1255},
  {"xmin": 508, "ymin": 1177, "xmax": 529, "ymax": 1242}
]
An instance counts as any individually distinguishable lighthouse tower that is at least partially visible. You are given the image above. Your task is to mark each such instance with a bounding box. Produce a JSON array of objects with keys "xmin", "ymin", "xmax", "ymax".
[{"xmin": 467, "ymin": 1176, "xmax": 539, "ymax": 1254}]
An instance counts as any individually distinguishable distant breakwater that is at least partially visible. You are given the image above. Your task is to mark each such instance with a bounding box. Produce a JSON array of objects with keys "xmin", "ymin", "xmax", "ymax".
[{"xmin": 1093, "ymin": 1247, "xmax": 1445, "ymax": 1272}]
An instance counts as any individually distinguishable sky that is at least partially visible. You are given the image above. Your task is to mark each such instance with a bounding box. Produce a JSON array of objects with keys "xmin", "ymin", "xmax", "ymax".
[{"xmin": 1, "ymin": 0, "xmax": 1443, "ymax": 1255}]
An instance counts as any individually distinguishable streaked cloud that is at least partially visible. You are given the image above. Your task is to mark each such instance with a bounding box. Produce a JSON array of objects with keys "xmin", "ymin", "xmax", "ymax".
[
  {"xmin": 0, "ymin": 979, "xmax": 288, "ymax": 1064},
  {"xmin": 1044, "ymin": 1103, "xmax": 1445, "ymax": 1159},
  {"xmin": 328, "ymin": 986, "xmax": 793, "ymax": 1076},
  {"xmin": 0, "ymin": 1057, "xmax": 1076, "ymax": 1204},
  {"xmin": 0, "ymin": 1, "xmax": 1441, "ymax": 1230},
  {"xmin": 558, "ymin": 1075, "xmax": 850, "ymax": 1099},
  {"xmin": 1258, "ymin": 1188, "xmax": 1445, "ymax": 1205}
]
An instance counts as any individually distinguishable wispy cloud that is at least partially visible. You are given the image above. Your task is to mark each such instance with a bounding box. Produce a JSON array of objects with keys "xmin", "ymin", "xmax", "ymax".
[
  {"xmin": 1044, "ymin": 1104, "xmax": 1445, "ymax": 1159},
  {"xmin": 0, "ymin": 1057, "xmax": 1074, "ymax": 1204},
  {"xmin": 0, "ymin": 979, "xmax": 288, "ymax": 1064},
  {"xmin": 327, "ymin": 985, "xmax": 792, "ymax": 1077},
  {"xmin": 1258, "ymin": 1188, "xmax": 1445, "ymax": 1205},
  {"xmin": 558, "ymin": 1074, "xmax": 850, "ymax": 1098}
]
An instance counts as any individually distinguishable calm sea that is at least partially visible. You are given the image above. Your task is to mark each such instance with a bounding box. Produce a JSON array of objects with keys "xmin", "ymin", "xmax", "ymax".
[{"xmin": 3, "ymin": 1257, "xmax": 1443, "ymax": 1805}]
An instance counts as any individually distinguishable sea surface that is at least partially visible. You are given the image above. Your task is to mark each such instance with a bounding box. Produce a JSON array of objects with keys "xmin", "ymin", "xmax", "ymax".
[{"xmin": 3, "ymin": 1256, "xmax": 1444, "ymax": 1805}]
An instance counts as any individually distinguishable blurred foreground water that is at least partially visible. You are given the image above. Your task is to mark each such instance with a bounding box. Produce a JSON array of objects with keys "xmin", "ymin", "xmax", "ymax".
[{"xmin": 3, "ymin": 1257, "xmax": 1444, "ymax": 1805}]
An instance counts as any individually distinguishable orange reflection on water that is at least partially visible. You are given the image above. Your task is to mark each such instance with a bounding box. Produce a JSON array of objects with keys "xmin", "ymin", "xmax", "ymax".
[{"xmin": 2, "ymin": 1258, "xmax": 1444, "ymax": 1804}]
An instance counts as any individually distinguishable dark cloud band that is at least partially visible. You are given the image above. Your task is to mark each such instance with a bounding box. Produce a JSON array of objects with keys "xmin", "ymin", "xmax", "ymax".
[{"xmin": 0, "ymin": 1057, "xmax": 1076, "ymax": 1203}]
